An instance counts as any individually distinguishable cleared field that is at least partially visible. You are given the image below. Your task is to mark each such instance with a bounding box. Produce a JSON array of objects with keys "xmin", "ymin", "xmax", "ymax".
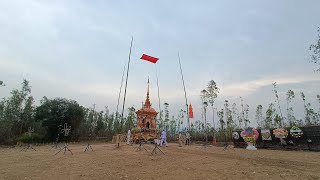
[{"xmin": 0, "ymin": 142, "xmax": 319, "ymax": 180}]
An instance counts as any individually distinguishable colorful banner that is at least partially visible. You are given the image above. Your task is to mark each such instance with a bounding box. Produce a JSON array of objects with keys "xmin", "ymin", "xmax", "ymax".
[{"xmin": 261, "ymin": 129, "xmax": 272, "ymax": 141}]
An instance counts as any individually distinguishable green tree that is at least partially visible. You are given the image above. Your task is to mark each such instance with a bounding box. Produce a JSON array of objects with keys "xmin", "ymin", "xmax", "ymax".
[
  {"xmin": 163, "ymin": 103, "xmax": 170, "ymax": 131},
  {"xmin": 224, "ymin": 100, "xmax": 233, "ymax": 141},
  {"xmin": 0, "ymin": 79, "xmax": 34, "ymax": 139},
  {"xmin": 35, "ymin": 98, "xmax": 84, "ymax": 141},
  {"xmin": 217, "ymin": 109, "xmax": 225, "ymax": 143},
  {"xmin": 95, "ymin": 111, "xmax": 105, "ymax": 135},
  {"xmin": 255, "ymin": 105, "xmax": 263, "ymax": 128},
  {"xmin": 239, "ymin": 97, "xmax": 245, "ymax": 128},
  {"xmin": 200, "ymin": 89, "xmax": 208, "ymax": 130},
  {"xmin": 217, "ymin": 109, "xmax": 225, "ymax": 131},
  {"xmin": 124, "ymin": 106, "xmax": 136, "ymax": 131},
  {"xmin": 309, "ymin": 27, "xmax": 320, "ymax": 71},
  {"xmin": 231, "ymin": 103, "xmax": 239, "ymax": 128},
  {"xmin": 274, "ymin": 114, "xmax": 282, "ymax": 127},
  {"xmin": 272, "ymin": 82, "xmax": 284, "ymax": 127},
  {"xmin": 244, "ymin": 104, "xmax": 250, "ymax": 128},
  {"xmin": 169, "ymin": 115, "xmax": 177, "ymax": 137},
  {"xmin": 105, "ymin": 113, "xmax": 115, "ymax": 138},
  {"xmin": 306, "ymin": 103, "xmax": 319, "ymax": 125},
  {"xmin": 177, "ymin": 109, "xmax": 185, "ymax": 132},
  {"xmin": 286, "ymin": 90, "xmax": 296, "ymax": 126},
  {"xmin": 202, "ymin": 101, "xmax": 208, "ymax": 130},
  {"xmin": 206, "ymin": 80, "xmax": 219, "ymax": 130},
  {"xmin": 300, "ymin": 92, "xmax": 310, "ymax": 125},
  {"xmin": 265, "ymin": 103, "xmax": 275, "ymax": 128},
  {"xmin": 224, "ymin": 100, "xmax": 233, "ymax": 130}
]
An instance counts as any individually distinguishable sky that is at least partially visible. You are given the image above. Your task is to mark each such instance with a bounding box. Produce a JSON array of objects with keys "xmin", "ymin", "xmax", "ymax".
[{"xmin": 0, "ymin": 0, "xmax": 320, "ymax": 128}]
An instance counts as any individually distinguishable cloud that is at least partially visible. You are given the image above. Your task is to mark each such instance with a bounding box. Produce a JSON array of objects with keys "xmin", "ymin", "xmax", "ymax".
[{"xmin": 219, "ymin": 72, "xmax": 320, "ymax": 99}]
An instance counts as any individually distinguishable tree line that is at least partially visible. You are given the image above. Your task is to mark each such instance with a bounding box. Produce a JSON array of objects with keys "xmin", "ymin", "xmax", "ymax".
[
  {"xmin": 0, "ymin": 80, "xmax": 137, "ymax": 144},
  {"xmin": 0, "ymin": 79, "xmax": 319, "ymax": 145}
]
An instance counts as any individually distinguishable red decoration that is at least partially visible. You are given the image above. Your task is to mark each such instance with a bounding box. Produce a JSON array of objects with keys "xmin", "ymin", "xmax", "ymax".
[
  {"xmin": 188, "ymin": 104, "xmax": 194, "ymax": 119},
  {"xmin": 140, "ymin": 54, "xmax": 159, "ymax": 63}
]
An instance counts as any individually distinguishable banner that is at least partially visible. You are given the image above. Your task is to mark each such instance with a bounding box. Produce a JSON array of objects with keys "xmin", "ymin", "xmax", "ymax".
[
  {"xmin": 261, "ymin": 129, "xmax": 272, "ymax": 141},
  {"xmin": 188, "ymin": 104, "xmax": 194, "ymax": 119}
]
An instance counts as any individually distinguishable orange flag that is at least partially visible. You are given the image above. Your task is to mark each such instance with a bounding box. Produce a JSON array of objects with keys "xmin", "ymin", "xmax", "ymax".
[{"xmin": 188, "ymin": 104, "xmax": 194, "ymax": 119}]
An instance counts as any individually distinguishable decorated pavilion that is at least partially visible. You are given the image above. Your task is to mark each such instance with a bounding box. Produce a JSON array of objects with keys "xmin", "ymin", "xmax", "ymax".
[{"xmin": 132, "ymin": 78, "xmax": 159, "ymax": 141}]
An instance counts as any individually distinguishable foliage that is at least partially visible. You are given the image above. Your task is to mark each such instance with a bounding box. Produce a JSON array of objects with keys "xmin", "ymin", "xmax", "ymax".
[
  {"xmin": 0, "ymin": 79, "xmax": 36, "ymax": 143},
  {"xmin": 177, "ymin": 109, "xmax": 185, "ymax": 132},
  {"xmin": 286, "ymin": 90, "xmax": 296, "ymax": 126},
  {"xmin": 1, "ymin": 78, "xmax": 320, "ymax": 145},
  {"xmin": 299, "ymin": 92, "xmax": 319, "ymax": 126},
  {"xmin": 231, "ymin": 103, "xmax": 239, "ymax": 128},
  {"xmin": 272, "ymin": 82, "xmax": 284, "ymax": 127},
  {"xmin": 35, "ymin": 97, "xmax": 84, "ymax": 141},
  {"xmin": 206, "ymin": 80, "xmax": 220, "ymax": 130},
  {"xmin": 124, "ymin": 106, "xmax": 136, "ymax": 131},
  {"xmin": 309, "ymin": 27, "xmax": 320, "ymax": 71},
  {"xmin": 168, "ymin": 116, "xmax": 177, "ymax": 137},
  {"xmin": 224, "ymin": 100, "xmax": 233, "ymax": 130},
  {"xmin": 16, "ymin": 133, "xmax": 45, "ymax": 143},
  {"xmin": 239, "ymin": 97, "xmax": 245, "ymax": 129},
  {"xmin": 255, "ymin": 105, "xmax": 263, "ymax": 128},
  {"xmin": 163, "ymin": 103, "xmax": 170, "ymax": 131},
  {"xmin": 217, "ymin": 109, "xmax": 224, "ymax": 130},
  {"xmin": 244, "ymin": 104, "xmax": 250, "ymax": 128},
  {"xmin": 265, "ymin": 103, "xmax": 275, "ymax": 129}
]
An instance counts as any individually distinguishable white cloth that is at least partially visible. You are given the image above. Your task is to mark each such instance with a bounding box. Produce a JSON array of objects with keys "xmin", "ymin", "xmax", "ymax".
[
  {"xmin": 154, "ymin": 139, "xmax": 161, "ymax": 145},
  {"xmin": 160, "ymin": 131, "xmax": 168, "ymax": 147},
  {"xmin": 186, "ymin": 132, "xmax": 190, "ymax": 139},
  {"xmin": 127, "ymin": 130, "xmax": 131, "ymax": 145},
  {"xmin": 160, "ymin": 138, "xmax": 168, "ymax": 147}
]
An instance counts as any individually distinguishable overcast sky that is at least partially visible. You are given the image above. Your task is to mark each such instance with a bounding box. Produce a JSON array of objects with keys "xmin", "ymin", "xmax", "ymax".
[{"xmin": 0, "ymin": 0, "xmax": 319, "ymax": 128}]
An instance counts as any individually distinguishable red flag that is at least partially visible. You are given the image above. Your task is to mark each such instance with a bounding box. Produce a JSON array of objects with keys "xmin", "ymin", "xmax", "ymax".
[
  {"xmin": 140, "ymin": 54, "xmax": 159, "ymax": 63},
  {"xmin": 188, "ymin": 104, "xmax": 194, "ymax": 119}
]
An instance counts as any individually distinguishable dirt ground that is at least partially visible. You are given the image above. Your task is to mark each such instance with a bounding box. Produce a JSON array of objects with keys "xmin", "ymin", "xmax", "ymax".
[{"xmin": 0, "ymin": 142, "xmax": 320, "ymax": 180}]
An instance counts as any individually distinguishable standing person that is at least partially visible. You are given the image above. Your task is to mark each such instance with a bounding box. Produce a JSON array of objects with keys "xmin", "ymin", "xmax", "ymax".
[
  {"xmin": 186, "ymin": 131, "xmax": 190, "ymax": 145},
  {"xmin": 160, "ymin": 129, "xmax": 168, "ymax": 147},
  {"xmin": 127, "ymin": 129, "xmax": 131, "ymax": 145}
]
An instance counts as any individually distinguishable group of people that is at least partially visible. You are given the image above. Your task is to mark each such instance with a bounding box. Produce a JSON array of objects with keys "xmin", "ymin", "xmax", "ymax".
[
  {"xmin": 179, "ymin": 131, "xmax": 191, "ymax": 146},
  {"xmin": 126, "ymin": 129, "xmax": 191, "ymax": 147}
]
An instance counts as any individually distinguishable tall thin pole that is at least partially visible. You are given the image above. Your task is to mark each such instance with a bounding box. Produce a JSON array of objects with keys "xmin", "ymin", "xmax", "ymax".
[
  {"xmin": 178, "ymin": 53, "xmax": 190, "ymax": 131},
  {"xmin": 155, "ymin": 64, "xmax": 162, "ymax": 124},
  {"xmin": 121, "ymin": 37, "xmax": 134, "ymax": 122},
  {"xmin": 116, "ymin": 64, "xmax": 126, "ymax": 119}
]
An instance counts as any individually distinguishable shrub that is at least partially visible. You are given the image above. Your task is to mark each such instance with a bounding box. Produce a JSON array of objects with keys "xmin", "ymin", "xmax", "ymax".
[{"xmin": 16, "ymin": 133, "xmax": 46, "ymax": 143}]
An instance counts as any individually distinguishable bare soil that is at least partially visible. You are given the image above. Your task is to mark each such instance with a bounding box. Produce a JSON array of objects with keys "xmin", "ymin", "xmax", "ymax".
[{"xmin": 0, "ymin": 142, "xmax": 320, "ymax": 180}]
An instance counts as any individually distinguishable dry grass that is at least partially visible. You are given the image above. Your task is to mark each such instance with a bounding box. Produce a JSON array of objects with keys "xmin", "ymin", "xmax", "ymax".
[{"xmin": 1, "ymin": 142, "xmax": 320, "ymax": 180}]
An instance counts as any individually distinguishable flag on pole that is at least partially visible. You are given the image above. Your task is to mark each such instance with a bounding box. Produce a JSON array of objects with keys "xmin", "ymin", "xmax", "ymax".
[
  {"xmin": 140, "ymin": 54, "xmax": 159, "ymax": 63},
  {"xmin": 188, "ymin": 104, "xmax": 194, "ymax": 119}
]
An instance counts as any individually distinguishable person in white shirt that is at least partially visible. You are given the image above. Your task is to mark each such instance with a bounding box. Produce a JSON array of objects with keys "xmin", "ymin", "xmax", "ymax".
[
  {"xmin": 160, "ymin": 129, "xmax": 168, "ymax": 147},
  {"xmin": 185, "ymin": 131, "xmax": 190, "ymax": 145},
  {"xmin": 127, "ymin": 129, "xmax": 131, "ymax": 145}
]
